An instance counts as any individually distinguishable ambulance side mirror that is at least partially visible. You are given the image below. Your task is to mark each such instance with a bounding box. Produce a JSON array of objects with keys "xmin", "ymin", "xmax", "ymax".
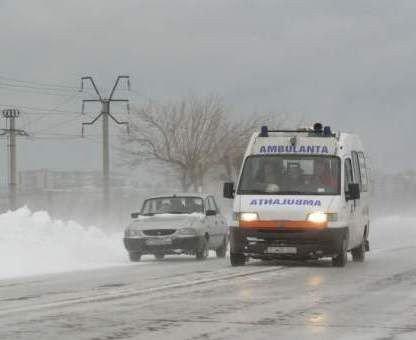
[
  {"xmin": 346, "ymin": 183, "xmax": 360, "ymax": 201},
  {"xmin": 223, "ymin": 182, "xmax": 235, "ymax": 199}
]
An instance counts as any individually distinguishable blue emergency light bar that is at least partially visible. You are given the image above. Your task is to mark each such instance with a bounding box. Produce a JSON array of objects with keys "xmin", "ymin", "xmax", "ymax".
[{"xmin": 259, "ymin": 123, "xmax": 335, "ymax": 137}]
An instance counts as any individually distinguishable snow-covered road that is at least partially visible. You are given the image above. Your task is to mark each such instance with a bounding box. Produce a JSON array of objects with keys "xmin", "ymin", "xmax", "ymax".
[{"xmin": 1, "ymin": 211, "xmax": 416, "ymax": 339}]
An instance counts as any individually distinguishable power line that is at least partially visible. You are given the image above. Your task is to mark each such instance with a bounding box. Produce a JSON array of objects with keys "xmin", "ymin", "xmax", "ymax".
[
  {"xmin": 0, "ymin": 81, "xmax": 75, "ymax": 93},
  {"xmin": 0, "ymin": 103, "xmax": 81, "ymax": 113},
  {"xmin": 0, "ymin": 86, "xmax": 75, "ymax": 97},
  {"xmin": 0, "ymin": 74, "xmax": 79, "ymax": 90},
  {"xmin": 25, "ymin": 92, "xmax": 83, "ymax": 129},
  {"xmin": 31, "ymin": 115, "xmax": 84, "ymax": 134}
]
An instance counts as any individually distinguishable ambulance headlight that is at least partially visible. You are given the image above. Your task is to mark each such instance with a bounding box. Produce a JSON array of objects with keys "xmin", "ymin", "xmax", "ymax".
[
  {"xmin": 237, "ymin": 212, "xmax": 259, "ymax": 222},
  {"xmin": 307, "ymin": 212, "xmax": 337, "ymax": 223}
]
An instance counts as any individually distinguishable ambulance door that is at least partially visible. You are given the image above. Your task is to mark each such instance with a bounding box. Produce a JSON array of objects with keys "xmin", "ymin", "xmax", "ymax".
[
  {"xmin": 351, "ymin": 151, "xmax": 366, "ymax": 245},
  {"xmin": 357, "ymin": 151, "xmax": 370, "ymax": 229},
  {"xmin": 344, "ymin": 158, "xmax": 359, "ymax": 248}
]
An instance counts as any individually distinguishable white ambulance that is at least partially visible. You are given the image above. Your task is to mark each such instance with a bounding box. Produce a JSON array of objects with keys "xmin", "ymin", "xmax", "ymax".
[{"xmin": 223, "ymin": 123, "xmax": 370, "ymax": 267}]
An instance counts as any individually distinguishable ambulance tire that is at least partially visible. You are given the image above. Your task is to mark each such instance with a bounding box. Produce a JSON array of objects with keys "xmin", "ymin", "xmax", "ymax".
[
  {"xmin": 230, "ymin": 253, "xmax": 246, "ymax": 266},
  {"xmin": 332, "ymin": 239, "xmax": 348, "ymax": 267},
  {"xmin": 351, "ymin": 237, "xmax": 366, "ymax": 262},
  {"xmin": 216, "ymin": 237, "xmax": 227, "ymax": 258},
  {"xmin": 129, "ymin": 252, "xmax": 142, "ymax": 262}
]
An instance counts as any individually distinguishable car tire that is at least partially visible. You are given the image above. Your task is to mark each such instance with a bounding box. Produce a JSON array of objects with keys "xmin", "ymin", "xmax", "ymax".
[
  {"xmin": 154, "ymin": 253, "xmax": 165, "ymax": 260},
  {"xmin": 351, "ymin": 235, "xmax": 366, "ymax": 262},
  {"xmin": 216, "ymin": 237, "xmax": 227, "ymax": 258},
  {"xmin": 129, "ymin": 252, "xmax": 142, "ymax": 262},
  {"xmin": 332, "ymin": 238, "xmax": 347, "ymax": 267},
  {"xmin": 230, "ymin": 252, "xmax": 246, "ymax": 266},
  {"xmin": 196, "ymin": 242, "xmax": 208, "ymax": 260}
]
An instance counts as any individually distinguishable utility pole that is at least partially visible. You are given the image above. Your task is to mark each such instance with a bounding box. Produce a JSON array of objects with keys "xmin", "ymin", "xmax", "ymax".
[
  {"xmin": 1, "ymin": 109, "xmax": 28, "ymax": 210},
  {"xmin": 80, "ymin": 76, "xmax": 130, "ymax": 219}
]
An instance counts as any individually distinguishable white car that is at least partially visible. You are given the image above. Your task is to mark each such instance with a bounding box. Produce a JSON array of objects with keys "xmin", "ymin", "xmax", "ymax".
[{"xmin": 124, "ymin": 194, "xmax": 228, "ymax": 261}]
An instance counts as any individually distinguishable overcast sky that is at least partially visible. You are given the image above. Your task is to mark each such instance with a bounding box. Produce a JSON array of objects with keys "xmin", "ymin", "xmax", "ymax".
[{"xmin": 1, "ymin": 0, "xmax": 416, "ymax": 180}]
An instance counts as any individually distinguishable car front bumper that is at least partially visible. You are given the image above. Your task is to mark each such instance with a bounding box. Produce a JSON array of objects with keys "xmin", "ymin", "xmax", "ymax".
[
  {"xmin": 123, "ymin": 236, "xmax": 206, "ymax": 255},
  {"xmin": 229, "ymin": 226, "xmax": 349, "ymax": 259}
]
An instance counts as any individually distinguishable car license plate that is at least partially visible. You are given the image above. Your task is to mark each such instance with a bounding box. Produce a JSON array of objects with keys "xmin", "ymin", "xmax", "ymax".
[
  {"xmin": 146, "ymin": 238, "xmax": 172, "ymax": 246},
  {"xmin": 266, "ymin": 246, "xmax": 297, "ymax": 254}
]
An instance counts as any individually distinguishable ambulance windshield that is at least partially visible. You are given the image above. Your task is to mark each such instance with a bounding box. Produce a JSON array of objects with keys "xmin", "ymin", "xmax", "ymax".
[{"xmin": 238, "ymin": 155, "xmax": 340, "ymax": 195}]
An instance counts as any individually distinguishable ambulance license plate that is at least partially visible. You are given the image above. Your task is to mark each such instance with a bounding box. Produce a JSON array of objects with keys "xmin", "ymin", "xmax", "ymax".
[
  {"xmin": 266, "ymin": 246, "xmax": 297, "ymax": 254},
  {"xmin": 146, "ymin": 238, "xmax": 172, "ymax": 246}
]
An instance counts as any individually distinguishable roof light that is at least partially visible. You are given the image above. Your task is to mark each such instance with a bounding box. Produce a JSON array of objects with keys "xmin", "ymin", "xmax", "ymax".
[
  {"xmin": 313, "ymin": 122, "xmax": 323, "ymax": 134},
  {"xmin": 260, "ymin": 125, "xmax": 269, "ymax": 137},
  {"xmin": 323, "ymin": 126, "xmax": 332, "ymax": 136}
]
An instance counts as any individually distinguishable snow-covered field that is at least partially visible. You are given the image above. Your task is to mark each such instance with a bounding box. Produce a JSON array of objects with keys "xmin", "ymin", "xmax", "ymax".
[{"xmin": 0, "ymin": 207, "xmax": 128, "ymax": 280}]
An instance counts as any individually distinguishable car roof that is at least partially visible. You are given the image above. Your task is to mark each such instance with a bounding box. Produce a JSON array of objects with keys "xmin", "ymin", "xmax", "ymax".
[{"xmin": 145, "ymin": 193, "xmax": 212, "ymax": 200}]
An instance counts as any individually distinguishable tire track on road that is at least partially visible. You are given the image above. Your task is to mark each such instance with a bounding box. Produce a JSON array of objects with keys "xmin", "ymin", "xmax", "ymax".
[{"xmin": 0, "ymin": 266, "xmax": 284, "ymax": 316}]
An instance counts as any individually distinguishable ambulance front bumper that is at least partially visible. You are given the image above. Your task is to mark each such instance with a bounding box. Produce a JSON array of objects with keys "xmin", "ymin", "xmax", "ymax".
[{"xmin": 229, "ymin": 226, "xmax": 348, "ymax": 259}]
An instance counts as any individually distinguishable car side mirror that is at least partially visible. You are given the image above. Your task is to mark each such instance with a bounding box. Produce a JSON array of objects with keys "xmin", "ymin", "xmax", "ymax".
[
  {"xmin": 131, "ymin": 212, "xmax": 140, "ymax": 219},
  {"xmin": 346, "ymin": 183, "xmax": 360, "ymax": 201},
  {"xmin": 223, "ymin": 182, "xmax": 235, "ymax": 199},
  {"xmin": 206, "ymin": 210, "xmax": 217, "ymax": 216}
]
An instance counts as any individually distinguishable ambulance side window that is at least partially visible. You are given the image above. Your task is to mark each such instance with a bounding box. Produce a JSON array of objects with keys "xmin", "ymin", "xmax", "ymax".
[
  {"xmin": 358, "ymin": 152, "xmax": 368, "ymax": 192},
  {"xmin": 344, "ymin": 158, "xmax": 353, "ymax": 193},
  {"xmin": 351, "ymin": 151, "xmax": 362, "ymax": 191},
  {"xmin": 208, "ymin": 197, "xmax": 218, "ymax": 212},
  {"xmin": 205, "ymin": 198, "xmax": 215, "ymax": 212}
]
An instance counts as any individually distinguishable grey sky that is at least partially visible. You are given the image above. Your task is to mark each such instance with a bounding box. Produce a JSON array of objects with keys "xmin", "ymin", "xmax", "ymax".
[{"xmin": 0, "ymin": 0, "xmax": 415, "ymax": 178}]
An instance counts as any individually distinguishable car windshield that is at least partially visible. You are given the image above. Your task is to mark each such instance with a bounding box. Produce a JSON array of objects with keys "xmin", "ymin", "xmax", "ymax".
[
  {"xmin": 238, "ymin": 155, "xmax": 340, "ymax": 195},
  {"xmin": 141, "ymin": 197, "xmax": 204, "ymax": 215}
]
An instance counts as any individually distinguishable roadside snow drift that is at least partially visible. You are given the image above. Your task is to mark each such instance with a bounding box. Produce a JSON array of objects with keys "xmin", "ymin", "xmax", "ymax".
[
  {"xmin": 0, "ymin": 207, "xmax": 128, "ymax": 280},
  {"xmin": 0, "ymin": 207, "xmax": 415, "ymax": 280}
]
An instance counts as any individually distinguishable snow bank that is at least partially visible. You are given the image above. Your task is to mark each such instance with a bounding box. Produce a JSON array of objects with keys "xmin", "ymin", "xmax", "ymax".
[
  {"xmin": 0, "ymin": 207, "xmax": 414, "ymax": 280},
  {"xmin": 0, "ymin": 207, "xmax": 128, "ymax": 280}
]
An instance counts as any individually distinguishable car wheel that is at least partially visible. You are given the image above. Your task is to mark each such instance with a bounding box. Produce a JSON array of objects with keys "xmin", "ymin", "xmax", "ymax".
[
  {"xmin": 154, "ymin": 253, "xmax": 165, "ymax": 260},
  {"xmin": 332, "ymin": 238, "xmax": 347, "ymax": 267},
  {"xmin": 196, "ymin": 242, "xmax": 208, "ymax": 260},
  {"xmin": 230, "ymin": 252, "xmax": 246, "ymax": 266},
  {"xmin": 216, "ymin": 237, "xmax": 227, "ymax": 258},
  {"xmin": 129, "ymin": 252, "xmax": 142, "ymax": 262},
  {"xmin": 351, "ymin": 235, "xmax": 366, "ymax": 262}
]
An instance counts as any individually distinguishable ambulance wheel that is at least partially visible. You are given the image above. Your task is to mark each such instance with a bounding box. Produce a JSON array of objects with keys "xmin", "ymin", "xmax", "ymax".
[
  {"xmin": 216, "ymin": 237, "xmax": 227, "ymax": 258},
  {"xmin": 129, "ymin": 252, "xmax": 142, "ymax": 262},
  {"xmin": 230, "ymin": 253, "xmax": 246, "ymax": 266},
  {"xmin": 154, "ymin": 253, "xmax": 165, "ymax": 260},
  {"xmin": 351, "ymin": 238, "xmax": 366, "ymax": 262},
  {"xmin": 332, "ymin": 239, "xmax": 347, "ymax": 267}
]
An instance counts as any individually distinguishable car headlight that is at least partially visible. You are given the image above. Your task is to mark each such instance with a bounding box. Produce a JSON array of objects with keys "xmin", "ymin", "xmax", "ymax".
[
  {"xmin": 234, "ymin": 212, "xmax": 259, "ymax": 222},
  {"xmin": 176, "ymin": 227, "xmax": 198, "ymax": 236},
  {"xmin": 306, "ymin": 212, "xmax": 337, "ymax": 223},
  {"xmin": 125, "ymin": 229, "xmax": 143, "ymax": 238}
]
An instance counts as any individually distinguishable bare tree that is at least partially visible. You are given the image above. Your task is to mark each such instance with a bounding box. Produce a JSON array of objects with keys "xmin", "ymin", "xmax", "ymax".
[
  {"xmin": 219, "ymin": 113, "xmax": 288, "ymax": 181},
  {"xmin": 120, "ymin": 95, "xmax": 230, "ymax": 191},
  {"xmin": 120, "ymin": 95, "xmax": 289, "ymax": 191}
]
